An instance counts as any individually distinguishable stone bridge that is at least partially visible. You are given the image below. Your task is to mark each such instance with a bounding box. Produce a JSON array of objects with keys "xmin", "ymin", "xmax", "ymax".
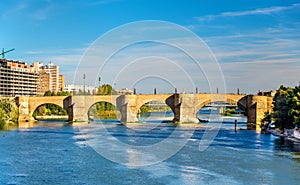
[{"xmin": 16, "ymin": 93, "xmax": 273, "ymax": 128}]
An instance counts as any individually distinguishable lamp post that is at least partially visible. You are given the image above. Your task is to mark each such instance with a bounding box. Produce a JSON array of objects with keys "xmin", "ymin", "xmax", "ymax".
[{"xmin": 98, "ymin": 76, "xmax": 101, "ymax": 87}]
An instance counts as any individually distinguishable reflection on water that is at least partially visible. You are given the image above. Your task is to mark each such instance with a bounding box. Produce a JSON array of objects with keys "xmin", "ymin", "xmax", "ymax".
[
  {"xmin": 0, "ymin": 117, "xmax": 300, "ymax": 184},
  {"xmin": 138, "ymin": 111, "xmax": 174, "ymax": 123}
]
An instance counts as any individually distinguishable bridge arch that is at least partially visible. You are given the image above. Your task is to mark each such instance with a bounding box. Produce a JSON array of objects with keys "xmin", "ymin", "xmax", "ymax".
[
  {"xmin": 135, "ymin": 94, "xmax": 174, "ymax": 121},
  {"xmin": 136, "ymin": 98, "xmax": 171, "ymax": 112},
  {"xmin": 70, "ymin": 95, "xmax": 120, "ymax": 122},
  {"xmin": 237, "ymin": 96, "xmax": 248, "ymax": 113},
  {"xmin": 135, "ymin": 94, "xmax": 171, "ymax": 110},
  {"xmin": 195, "ymin": 97, "xmax": 243, "ymax": 116},
  {"xmin": 87, "ymin": 101, "xmax": 121, "ymax": 121},
  {"xmin": 18, "ymin": 96, "xmax": 71, "ymax": 121},
  {"xmin": 137, "ymin": 99, "xmax": 173, "ymax": 121},
  {"xmin": 32, "ymin": 103, "xmax": 68, "ymax": 120}
]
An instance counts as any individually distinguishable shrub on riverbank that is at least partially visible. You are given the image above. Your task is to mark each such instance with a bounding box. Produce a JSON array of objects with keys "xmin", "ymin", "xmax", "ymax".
[
  {"xmin": 0, "ymin": 98, "xmax": 19, "ymax": 130},
  {"xmin": 223, "ymin": 108, "xmax": 237, "ymax": 116}
]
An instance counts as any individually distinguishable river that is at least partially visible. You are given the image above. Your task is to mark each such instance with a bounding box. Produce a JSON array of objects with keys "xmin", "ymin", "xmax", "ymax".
[{"xmin": 1, "ymin": 117, "xmax": 300, "ymax": 184}]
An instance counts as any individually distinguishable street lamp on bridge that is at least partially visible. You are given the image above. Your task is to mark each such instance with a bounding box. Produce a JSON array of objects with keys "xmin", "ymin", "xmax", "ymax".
[{"xmin": 83, "ymin": 74, "xmax": 86, "ymax": 95}]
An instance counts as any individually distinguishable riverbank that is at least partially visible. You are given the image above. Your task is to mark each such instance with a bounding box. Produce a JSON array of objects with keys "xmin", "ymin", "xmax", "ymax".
[
  {"xmin": 284, "ymin": 129, "xmax": 300, "ymax": 142},
  {"xmin": 35, "ymin": 115, "xmax": 69, "ymax": 120},
  {"xmin": 267, "ymin": 128, "xmax": 300, "ymax": 142}
]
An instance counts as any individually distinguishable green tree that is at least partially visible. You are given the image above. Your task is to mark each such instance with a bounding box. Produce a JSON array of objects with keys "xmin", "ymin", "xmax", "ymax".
[
  {"xmin": 33, "ymin": 104, "xmax": 67, "ymax": 118},
  {"xmin": 44, "ymin": 91, "xmax": 72, "ymax": 96},
  {"xmin": 288, "ymin": 84, "xmax": 300, "ymax": 127},
  {"xmin": 261, "ymin": 111, "xmax": 273, "ymax": 128},
  {"xmin": 97, "ymin": 84, "xmax": 116, "ymax": 95},
  {"xmin": 272, "ymin": 85, "xmax": 294, "ymax": 129},
  {"xmin": 44, "ymin": 90, "xmax": 54, "ymax": 96},
  {"xmin": 89, "ymin": 102, "xmax": 119, "ymax": 119},
  {"xmin": 0, "ymin": 98, "xmax": 19, "ymax": 130},
  {"xmin": 57, "ymin": 91, "xmax": 72, "ymax": 96},
  {"xmin": 223, "ymin": 108, "xmax": 236, "ymax": 116},
  {"xmin": 140, "ymin": 105, "xmax": 150, "ymax": 113}
]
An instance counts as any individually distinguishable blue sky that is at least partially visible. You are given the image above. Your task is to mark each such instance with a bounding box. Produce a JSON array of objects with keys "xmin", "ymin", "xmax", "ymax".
[{"xmin": 1, "ymin": 0, "xmax": 300, "ymax": 94}]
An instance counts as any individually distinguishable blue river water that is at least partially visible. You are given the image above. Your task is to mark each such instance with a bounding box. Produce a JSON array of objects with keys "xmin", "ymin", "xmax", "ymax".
[{"xmin": 1, "ymin": 118, "xmax": 300, "ymax": 184}]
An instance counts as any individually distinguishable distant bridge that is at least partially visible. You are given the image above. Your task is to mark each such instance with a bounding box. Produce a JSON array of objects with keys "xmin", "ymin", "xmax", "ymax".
[{"xmin": 16, "ymin": 93, "xmax": 273, "ymax": 129}]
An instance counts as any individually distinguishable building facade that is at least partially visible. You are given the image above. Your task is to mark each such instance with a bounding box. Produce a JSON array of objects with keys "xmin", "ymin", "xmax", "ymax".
[
  {"xmin": 0, "ymin": 59, "xmax": 38, "ymax": 96},
  {"xmin": 59, "ymin": 74, "xmax": 64, "ymax": 91},
  {"xmin": 36, "ymin": 69, "xmax": 51, "ymax": 96},
  {"xmin": 33, "ymin": 62, "xmax": 64, "ymax": 96}
]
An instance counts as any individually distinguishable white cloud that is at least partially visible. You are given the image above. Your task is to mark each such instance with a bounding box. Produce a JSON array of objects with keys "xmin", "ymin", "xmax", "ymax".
[
  {"xmin": 21, "ymin": 47, "xmax": 86, "ymax": 84},
  {"xmin": 203, "ymin": 27, "xmax": 300, "ymax": 58},
  {"xmin": 1, "ymin": 0, "xmax": 56, "ymax": 21},
  {"xmin": 221, "ymin": 59, "xmax": 300, "ymax": 94},
  {"xmin": 194, "ymin": 23, "xmax": 300, "ymax": 93},
  {"xmin": 197, "ymin": 3, "xmax": 300, "ymax": 21}
]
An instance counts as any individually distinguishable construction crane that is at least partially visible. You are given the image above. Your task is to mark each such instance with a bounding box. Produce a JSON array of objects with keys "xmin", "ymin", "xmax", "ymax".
[{"xmin": 1, "ymin": 48, "xmax": 15, "ymax": 58}]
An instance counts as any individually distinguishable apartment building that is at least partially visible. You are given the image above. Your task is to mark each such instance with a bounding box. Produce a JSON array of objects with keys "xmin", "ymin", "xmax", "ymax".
[
  {"xmin": 0, "ymin": 59, "xmax": 38, "ymax": 96},
  {"xmin": 59, "ymin": 74, "xmax": 64, "ymax": 91},
  {"xmin": 36, "ymin": 68, "xmax": 51, "ymax": 96},
  {"xmin": 33, "ymin": 62, "xmax": 64, "ymax": 96}
]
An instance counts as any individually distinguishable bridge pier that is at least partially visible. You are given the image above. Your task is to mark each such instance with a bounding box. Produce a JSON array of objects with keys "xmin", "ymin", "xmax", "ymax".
[
  {"xmin": 117, "ymin": 95, "xmax": 138, "ymax": 123},
  {"xmin": 166, "ymin": 94, "xmax": 180, "ymax": 122},
  {"xmin": 179, "ymin": 94, "xmax": 199, "ymax": 123},
  {"xmin": 16, "ymin": 96, "xmax": 34, "ymax": 122},
  {"xmin": 71, "ymin": 96, "xmax": 89, "ymax": 122},
  {"xmin": 238, "ymin": 95, "xmax": 273, "ymax": 129},
  {"xmin": 166, "ymin": 94, "xmax": 199, "ymax": 123}
]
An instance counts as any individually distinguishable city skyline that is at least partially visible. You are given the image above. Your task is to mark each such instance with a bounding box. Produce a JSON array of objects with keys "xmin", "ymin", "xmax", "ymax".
[{"xmin": 1, "ymin": 0, "xmax": 299, "ymax": 94}]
